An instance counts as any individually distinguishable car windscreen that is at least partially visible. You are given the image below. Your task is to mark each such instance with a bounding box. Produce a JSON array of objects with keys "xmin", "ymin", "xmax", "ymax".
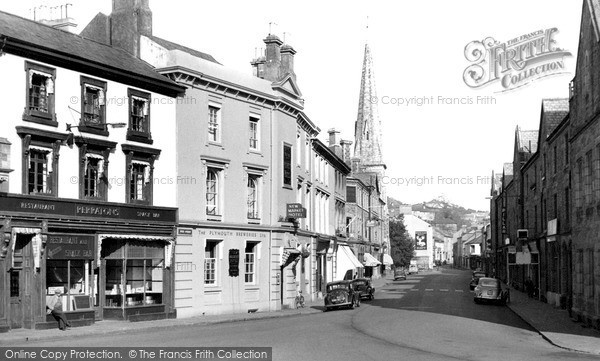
[
  {"xmin": 327, "ymin": 284, "xmax": 348, "ymax": 291},
  {"xmin": 478, "ymin": 279, "xmax": 498, "ymax": 287},
  {"xmin": 473, "ymin": 272, "xmax": 486, "ymax": 278}
]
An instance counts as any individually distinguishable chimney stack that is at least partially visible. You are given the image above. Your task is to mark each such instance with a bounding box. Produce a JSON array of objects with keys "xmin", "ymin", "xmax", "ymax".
[
  {"xmin": 262, "ymin": 34, "xmax": 283, "ymax": 82},
  {"xmin": 280, "ymin": 44, "xmax": 296, "ymax": 80},
  {"xmin": 36, "ymin": 3, "xmax": 78, "ymax": 33},
  {"xmin": 110, "ymin": 0, "xmax": 153, "ymax": 57}
]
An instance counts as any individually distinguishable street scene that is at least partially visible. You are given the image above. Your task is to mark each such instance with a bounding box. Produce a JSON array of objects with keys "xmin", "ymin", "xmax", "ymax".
[{"xmin": 0, "ymin": 0, "xmax": 599, "ymax": 360}]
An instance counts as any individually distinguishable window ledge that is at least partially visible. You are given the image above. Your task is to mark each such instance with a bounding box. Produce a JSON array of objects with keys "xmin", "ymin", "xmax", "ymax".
[
  {"xmin": 22, "ymin": 112, "xmax": 58, "ymax": 127},
  {"xmin": 127, "ymin": 130, "xmax": 153, "ymax": 145},
  {"xmin": 207, "ymin": 215, "xmax": 223, "ymax": 222},
  {"xmin": 206, "ymin": 141, "xmax": 224, "ymax": 149},
  {"xmin": 79, "ymin": 124, "xmax": 109, "ymax": 137},
  {"xmin": 204, "ymin": 287, "xmax": 222, "ymax": 292},
  {"xmin": 248, "ymin": 149, "xmax": 262, "ymax": 156},
  {"xmin": 282, "ymin": 185, "xmax": 293, "ymax": 190}
]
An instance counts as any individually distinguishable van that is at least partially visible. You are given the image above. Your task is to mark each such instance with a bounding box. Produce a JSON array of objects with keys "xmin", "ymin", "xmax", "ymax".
[{"xmin": 408, "ymin": 265, "xmax": 419, "ymax": 274}]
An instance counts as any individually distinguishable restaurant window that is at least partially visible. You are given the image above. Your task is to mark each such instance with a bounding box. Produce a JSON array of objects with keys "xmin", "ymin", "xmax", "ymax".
[
  {"xmin": 79, "ymin": 77, "xmax": 107, "ymax": 135},
  {"xmin": 245, "ymin": 242, "xmax": 259, "ymax": 284},
  {"xmin": 103, "ymin": 240, "xmax": 165, "ymax": 308},
  {"xmin": 127, "ymin": 89, "xmax": 152, "ymax": 144},
  {"xmin": 204, "ymin": 240, "xmax": 220, "ymax": 285},
  {"xmin": 247, "ymin": 174, "xmax": 260, "ymax": 220},
  {"xmin": 24, "ymin": 62, "xmax": 56, "ymax": 126},
  {"xmin": 283, "ymin": 144, "xmax": 292, "ymax": 187},
  {"xmin": 28, "ymin": 148, "xmax": 52, "ymax": 194},
  {"xmin": 208, "ymin": 105, "xmax": 221, "ymax": 143},
  {"xmin": 249, "ymin": 116, "xmax": 259, "ymax": 150}
]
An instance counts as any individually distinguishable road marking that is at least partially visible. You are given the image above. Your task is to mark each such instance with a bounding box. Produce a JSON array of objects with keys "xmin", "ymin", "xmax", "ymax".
[
  {"xmin": 455, "ymin": 290, "xmax": 464, "ymax": 293},
  {"xmin": 425, "ymin": 289, "xmax": 434, "ymax": 292},
  {"xmin": 439, "ymin": 289, "xmax": 449, "ymax": 292},
  {"xmin": 410, "ymin": 289, "xmax": 419, "ymax": 292}
]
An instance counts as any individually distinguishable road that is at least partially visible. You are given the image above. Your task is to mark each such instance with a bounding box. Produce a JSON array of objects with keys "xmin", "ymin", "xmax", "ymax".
[{"xmin": 13, "ymin": 268, "xmax": 597, "ymax": 361}]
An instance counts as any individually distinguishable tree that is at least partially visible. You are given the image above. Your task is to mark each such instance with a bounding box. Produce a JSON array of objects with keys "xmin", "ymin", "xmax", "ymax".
[{"xmin": 389, "ymin": 215, "xmax": 414, "ymax": 267}]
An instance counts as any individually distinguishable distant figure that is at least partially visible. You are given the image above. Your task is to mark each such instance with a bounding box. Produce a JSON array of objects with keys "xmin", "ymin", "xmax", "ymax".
[{"xmin": 46, "ymin": 289, "xmax": 71, "ymax": 331}]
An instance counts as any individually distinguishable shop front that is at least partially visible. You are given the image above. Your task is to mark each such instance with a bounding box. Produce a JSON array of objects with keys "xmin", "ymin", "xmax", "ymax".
[{"xmin": 0, "ymin": 193, "xmax": 177, "ymax": 332}]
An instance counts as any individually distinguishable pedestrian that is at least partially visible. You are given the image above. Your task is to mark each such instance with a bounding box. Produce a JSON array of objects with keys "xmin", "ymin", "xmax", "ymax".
[{"xmin": 46, "ymin": 289, "xmax": 71, "ymax": 331}]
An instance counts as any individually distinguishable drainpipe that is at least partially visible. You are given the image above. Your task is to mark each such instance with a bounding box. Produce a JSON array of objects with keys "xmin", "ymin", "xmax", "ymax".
[{"xmin": 269, "ymin": 105, "xmax": 275, "ymax": 311}]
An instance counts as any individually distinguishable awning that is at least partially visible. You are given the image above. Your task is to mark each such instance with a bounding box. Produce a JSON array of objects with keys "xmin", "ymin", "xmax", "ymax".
[
  {"xmin": 97, "ymin": 234, "xmax": 175, "ymax": 268},
  {"xmin": 382, "ymin": 254, "xmax": 394, "ymax": 266},
  {"xmin": 363, "ymin": 253, "xmax": 381, "ymax": 267},
  {"xmin": 281, "ymin": 249, "xmax": 301, "ymax": 267},
  {"xmin": 336, "ymin": 245, "xmax": 363, "ymax": 280}
]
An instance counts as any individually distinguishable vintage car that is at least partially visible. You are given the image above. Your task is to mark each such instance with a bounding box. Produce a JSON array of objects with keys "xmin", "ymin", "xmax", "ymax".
[
  {"xmin": 351, "ymin": 278, "xmax": 375, "ymax": 300},
  {"xmin": 473, "ymin": 277, "xmax": 510, "ymax": 305},
  {"xmin": 469, "ymin": 271, "xmax": 487, "ymax": 290},
  {"xmin": 408, "ymin": 265, "xmax": 419, "ymax": 275},
  {"xmin": 324, "ymin": 280, "xmax": 360, "ymax": 311},
  {"xmin": 394, "ymin": 268, "xmax": 407, "ymax": 281}
]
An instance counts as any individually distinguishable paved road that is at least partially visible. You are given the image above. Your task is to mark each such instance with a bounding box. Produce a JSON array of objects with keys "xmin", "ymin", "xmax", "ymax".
[{"xmin": 13, "ymin": 268, "xmax": 597, "ymax": 361}]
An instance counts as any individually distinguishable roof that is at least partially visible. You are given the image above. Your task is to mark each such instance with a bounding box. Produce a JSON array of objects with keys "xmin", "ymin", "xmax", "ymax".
[
  {"xmin": 587, "ymin": 0, "xmax": 600, "ymax": 41},
  {"xmin": 0, "ymin": 10, "xmax": 183, "ymax": 97},
  {"xmin": 517, "ymin": 129, "xmax": 539, "ymax": 153},
  {"xmin": 503, "ymin": 163, "xmax": 513, "ymax": 176},
  {"xmin": 541, "ymin": 98, "xmax": 568, "ymax": 139},
  {"xmin": 149, "ymin": 35, "xmax": 220, "ymax": 64}
]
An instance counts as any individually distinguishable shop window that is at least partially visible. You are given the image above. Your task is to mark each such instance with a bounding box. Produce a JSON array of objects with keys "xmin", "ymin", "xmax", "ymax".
[
  {"xmin": 204, "ymin": 240, "xmax": 219, "ymax": 285},
  {"xmin": 103, "ymin": 240, "xmax": 165, "ymax": 308},
  {"xmin": 46, "ymin": 260, "xmax": 93, "ymax": 311},
  {"xmin": 127, "ymin": 89, "xmax": 152, "ymax": 144},
  {"xmin": 245, "ymin": 242, "xmax": 258, "ymax": 284},
  {"xmin": 24, "ymin": 62, "xmax": 56, "ymax": 126}
]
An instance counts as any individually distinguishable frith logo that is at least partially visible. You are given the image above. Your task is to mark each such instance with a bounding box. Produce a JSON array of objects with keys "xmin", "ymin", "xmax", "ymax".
[{"xmin": 463, "ymin": 28, "xmax": 571, "ymax": 92}]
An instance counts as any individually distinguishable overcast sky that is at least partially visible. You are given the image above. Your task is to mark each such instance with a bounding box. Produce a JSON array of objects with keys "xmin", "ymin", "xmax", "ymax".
[{"xmin": 2, "ymin": 0, "xmax": 584, "ymax": 211}]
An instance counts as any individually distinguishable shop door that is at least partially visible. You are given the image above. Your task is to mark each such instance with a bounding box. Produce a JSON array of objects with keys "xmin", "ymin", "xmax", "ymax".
[{"xmin": 9, "ymin": 234, "xmax": 33, "ymax": 329}]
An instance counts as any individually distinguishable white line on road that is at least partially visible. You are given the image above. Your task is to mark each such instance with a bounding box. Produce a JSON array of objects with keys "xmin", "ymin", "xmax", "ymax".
[
  {"xmin": 455, "ymin": 290, "xmax": 464, "ymax": 292},
  {"xmin": 439, "ymin": 289, "xmax": 449, "ymax": 292},
  {"xmin": 425, "ymin": 289, "xmax": 434, "ymax": 291},
  {"xmin": 410, "ymin": 289, "xmax": 419, "ymax": 292}
]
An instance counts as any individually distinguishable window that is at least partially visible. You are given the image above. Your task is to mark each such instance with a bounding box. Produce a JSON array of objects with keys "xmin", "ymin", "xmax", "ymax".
[
  {"xmin": 83, "ymin": 155, "xmax": 103, "ymax": 199},
  {"xmin": 204, "ymin": 241, "xmax": 219, "ymax": 285},
  {"xmin": 47, "ymin": 260, "xmax": 93, "ymax": 311},
  {"xmin": 28, "ymin": 148, "xmax": 51, "ymax": 194},
  {"xmin": 127, "ymin": 89, "xmax": 152, "ymax": 143},
  {"xmin": 208, "ymin": 105, "xmax": 221, "ymax": 143},
  {"xmin": 305, "ymin": 140, "xmax": 310, "ymax": 171},
  {"xmin": 249, "ymin": 116, "xmax": 259, "ymax": 150},
  {"xmin": 283, "ymin": 144, "xmax": 292, "ymax": 187},
  {"xmin": 296, "ymin": 131, "xmax": 301, "ymax": 166},
  {"xmin": 347, "ymin": 186, "xmax": 356, "ymax": 203},
  {"xmin": 130, "ymin": 161, "xmax": 150, "ymax": 203},
  {"xmin": 24, "ymin": 62, "xmax": 56, "ymax": 125},
  {"xmin": 79, "ymin": 77, "xmax": 107, "ymax": 135},
  {"xmin": 206, "ymin": 169, "xmax": 220, "ymax": 216},
  {"xmin": 247, "ymin": 175, "xmax": 260, "ymax": 219},
  {"xmin": 245, "ymin": 242, "xmax": 259, "ymax": 284}
]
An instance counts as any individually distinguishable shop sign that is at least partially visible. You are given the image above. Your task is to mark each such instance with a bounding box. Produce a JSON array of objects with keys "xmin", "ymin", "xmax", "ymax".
[
  {"xmin": 286, "ymin": 203, "xmax": 306, "ymax": 219},
  {"xmin": 229, "ymin": 249, "xmax": 240, "ymax": 277},
  {"xmin": 0, "ymin": 194, "xmax": 176, "ymax": 223},
  {"xmin": 46, "ymin": 234, "xmax": 94, "ymax": 259},
  {"xmin": 177, "ymin": 228, "xmax": 193, "ymax": 237}
]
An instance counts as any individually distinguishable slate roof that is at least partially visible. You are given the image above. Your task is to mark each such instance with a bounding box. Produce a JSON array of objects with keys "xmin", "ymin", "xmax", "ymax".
[
  {"xmin": 517, "ymin": 129, "xmax": 539, "ymax": 153},
  {"xmin": 149, "ymin": 35, "xmax": 220, "ymax": 64},
  {"xmin": 0, "ymin": 10, "xmax": 183, "ymax": 96},
  {"xmin": 541, "ymin": 98, "xmax": 569, "ymax": 138}
]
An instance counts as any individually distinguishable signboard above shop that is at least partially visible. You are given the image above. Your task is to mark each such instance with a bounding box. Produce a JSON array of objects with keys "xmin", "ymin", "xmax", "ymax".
[
  {"xmin": 46, "ymin": 234, "xmax": 95, "ymax": 259},
  {"xmin": 286, "ymin": 203, "xmax": 306, "ymax": 219}
]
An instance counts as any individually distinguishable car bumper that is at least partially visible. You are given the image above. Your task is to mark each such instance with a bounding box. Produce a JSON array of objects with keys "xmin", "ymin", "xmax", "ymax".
[{"xmin": 325, "ymin": 301, "xmax": 352, "ymax": 309}]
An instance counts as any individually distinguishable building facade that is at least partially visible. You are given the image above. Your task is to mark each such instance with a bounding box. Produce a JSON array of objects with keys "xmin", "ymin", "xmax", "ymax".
[{"xmin": 0, "ymin": 9, "xmax": 184, "ymax": 332}]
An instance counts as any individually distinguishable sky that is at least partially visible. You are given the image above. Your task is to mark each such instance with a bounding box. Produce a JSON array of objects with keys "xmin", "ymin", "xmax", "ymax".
[{"xmin": 1, "ymin": 0, "xmax": 584, "ymax": 211}]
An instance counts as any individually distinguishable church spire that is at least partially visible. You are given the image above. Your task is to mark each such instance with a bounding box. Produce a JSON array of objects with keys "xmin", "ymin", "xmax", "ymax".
[{"xmin": 354, "ymin": 42, "xmax": 383, "ymax": 165}]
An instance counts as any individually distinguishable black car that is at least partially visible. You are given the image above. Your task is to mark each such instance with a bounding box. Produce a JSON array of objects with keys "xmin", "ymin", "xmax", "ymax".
[
  {"xmin": 324, "ymin": 281, "xmax": 360, "ymax": 311},
  {"xmin": 351, "ymin": 278, "xmax": 375, "ymax": 300},
  {"xmin": 394, "ymin": 268, "xmax": 407, "ymax": 281},
  {"xmin": 469, "ymin": 271, "xmax": 487, "ymax": 290}
]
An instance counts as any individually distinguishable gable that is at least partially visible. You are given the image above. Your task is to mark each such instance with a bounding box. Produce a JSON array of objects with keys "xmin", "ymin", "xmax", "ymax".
[{"xmin": 272, "ymin": 74, "xmax": 302, "ymax": 99}]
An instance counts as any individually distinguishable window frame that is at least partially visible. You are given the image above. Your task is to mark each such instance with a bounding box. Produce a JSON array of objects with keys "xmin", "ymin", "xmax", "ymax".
[
  {"xmin": 204, "ymin": 240, "xmax": 221, "ymax": 286},
  {"xmin": 247, "ymin": 174, "xmax": 261, "ymax": 220},
  {"xmin": 23, "ymin": 61, "xmax": 57, "ymax": 126},
  {"xmin": 127, "ymin": 88, "xmax": 153, "ymax": 144},
  {"xmin": 79, "ymin": 76, "xmax": 108, "ymax": 136},
  {"xmin": 208, "ymin": 103, "xmax": 222, "ymax": 144},
  {"xmin": 283, "ymin": 143, "xmax": 292, "ymax": 188},
  {"xmin": 244, "ymin": 241, "xmax": 260, "ymax": 284},
  {"xmin": 122, "ymin": 144, "xmax": 160, "ymax": 205},
  {"xmin": 249, "ymin": 115, "xmax": 260, "ymax": 151}
]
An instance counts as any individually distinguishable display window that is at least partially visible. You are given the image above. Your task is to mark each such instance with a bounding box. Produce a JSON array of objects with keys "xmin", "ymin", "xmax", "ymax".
[
  {"xmin": 46, "ymin": 260, "xmax": 94, "ymax": 311},
  {"xmin": 102, "ymin": 240, "xmax": 165, "ymax": 308}
]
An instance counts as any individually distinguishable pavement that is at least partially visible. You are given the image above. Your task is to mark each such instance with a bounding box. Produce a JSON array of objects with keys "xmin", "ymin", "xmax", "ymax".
[
  {"xmin": 1, "ymin": 272, "xmax": 599, "ymax": 356},
  {"xmin": 505, "ymin": 284, "xmax": 600, "ymax": 355}
]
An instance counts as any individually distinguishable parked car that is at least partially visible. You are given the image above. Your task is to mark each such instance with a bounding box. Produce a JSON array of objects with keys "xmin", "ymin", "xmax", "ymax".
[
  {"xmin": 408, "ymin": 265, "xmax": 419, "ymax": 275},
  {"xmin": 394, "ymin": 268, "xmax": 407, "ymax": 281},
  {"xmin": 469, "ymin": 271, "xmax": 487, "ymax": 290},
  {"xmin": 473, "ymin": 277, "xmax": 510, "ymax": 305},
  {"xmin": 351, "ymin": 278, "xmax": 375, "ymax": 300},
  {"xmin": 324, "ymin": 280, "xmax": 360, "ymax": 311}
]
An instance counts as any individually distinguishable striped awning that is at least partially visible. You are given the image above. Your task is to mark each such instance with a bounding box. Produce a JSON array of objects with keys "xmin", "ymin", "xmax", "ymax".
[
  {"xmin": 382, "ymin": 254, "xmax": 394, "ymax": 266},
  {"xmin": 97, "ymin": 234, "xmax": 174, "ymax": 268}
]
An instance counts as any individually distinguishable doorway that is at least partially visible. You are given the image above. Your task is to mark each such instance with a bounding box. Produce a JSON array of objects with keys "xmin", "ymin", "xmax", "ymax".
[{"xmin": 9, "ymin": 234, "xmax": 33, "ymax": 329}]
